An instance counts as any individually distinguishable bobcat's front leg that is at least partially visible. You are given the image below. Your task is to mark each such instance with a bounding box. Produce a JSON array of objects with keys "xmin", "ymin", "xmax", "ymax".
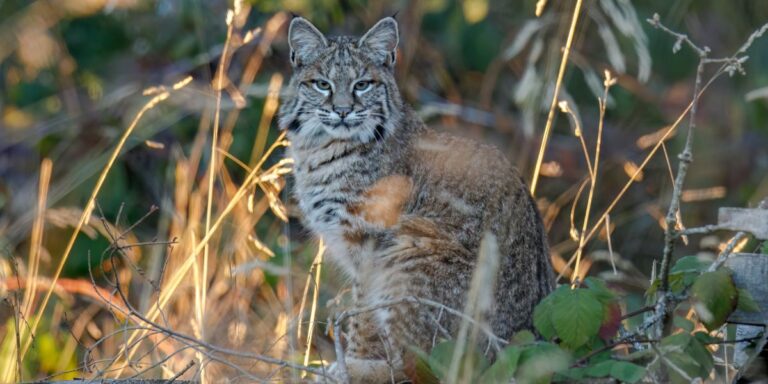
[{"xmin": 318, "ymin": 307, "xmax": 405, "ymax": 384}]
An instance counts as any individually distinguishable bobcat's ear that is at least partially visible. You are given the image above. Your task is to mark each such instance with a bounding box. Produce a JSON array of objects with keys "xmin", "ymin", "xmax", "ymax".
[
  {"xmin": 288, "ymin": 17, "xmax": 328, "ymax": 67},
  {"xmin": 358, "ymin": 17, "xmax": 399, "ymax": 67}
]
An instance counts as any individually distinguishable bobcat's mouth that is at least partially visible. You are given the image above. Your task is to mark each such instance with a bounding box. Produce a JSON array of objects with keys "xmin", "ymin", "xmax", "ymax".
[{"xmin": 332, "ymin": 120, "xmax": 364, "ymax": 129}]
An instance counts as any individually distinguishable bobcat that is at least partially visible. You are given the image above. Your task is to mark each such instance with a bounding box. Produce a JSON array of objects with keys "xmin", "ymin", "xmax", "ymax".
[{"xmin": 278, "ymin": 16, "xmax": 554, "ymax": 383}]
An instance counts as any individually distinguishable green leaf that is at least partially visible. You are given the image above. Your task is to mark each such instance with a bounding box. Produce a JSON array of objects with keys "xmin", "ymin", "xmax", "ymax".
[
  {"xmin": 625, "ymin": 348, "xmax": 654, "ymax": 362},
  {"xmin": 426, "ymin": 340, "xmax": 489, "ymax": 381},
  {"xmin": 551, "ymin": 289, "xmax": 604, "ymax": 349},
  {"xmin": 691, "ymin": 268, "xmax": 739, "ymax": 331},
  {"xmin": 585, "ymin": 360, "xmax": 615, "ymax": 377},
  {"xmin": 511, "ymin": 330, "xmax": 536, "ymax": 345},
  {"xmin": 554, "ymin": 367, "xmax": 587, "ymax": 381},
  {"xmin": 737, "ymin": 288, "xmax": 761, "ymax": 312},
  {"xmin": 406, "ymin": 354, "xmax": 440, "ymax": 384},
  {"xmin": 426, "ymin": 340, "xmax": 455, "ymax": 379},
  {"xmin": 673, "ymin": 316, "xmax": 694, "ymax": 332},
  {"xmin": 478, "ymin": 346, "xmax": 521, "ymax": 384},
  {"xmin": 670, "ymin": 255, "xmax": 711, "ymax": 273},
  {"xmin": 686, "ymin": 337, "xmax": 714, "ymax": 376},
  {"xmin": 648, "ymin": 273, "xmax": 686, "ymax": 296},
  {"xmin": 516, "ymin": 344, "xmax": 571, "ymax": 384},
  {"xmin": 533, "ymin": 293, "xmax": 557, "ymax": 340},
  {"xmin": 647, "ymin": 278, "xmax": 660, "ymax": 296},
  {"xmin": 584, "ymin": 277, "xmax": 616, "ymax": 303},
  {"xmin": 661, "ymin": 333, "xmax": 714, "ymax": 380},
  {"xmin": 609, "ymin": 361, "xmax": 646, "ymax": 383},
  {"xmin": 693, "ymin": 331, "xmax": 721, "ymax": 344},
  {"xmin": 661, "ymin": 332, "xmax": 693, "ymax": 353},
  {"xmin": 664, "ymin": 351, "xmax": 702, "ymax": 382}
]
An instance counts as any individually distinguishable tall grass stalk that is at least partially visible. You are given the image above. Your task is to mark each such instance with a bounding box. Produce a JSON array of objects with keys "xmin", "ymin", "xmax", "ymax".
[
  {"xmin": 197, "ymin": 7, "xmax": 236, "ymax": 382},
  {"xmin": 570, "ymin": 72, "xmax": 615, "ymax": 283},
  {"xmin": 530, "ymin": 0, "xmax": 584, "ymax": 196},
  {"xmin": 14, "ymin": 86, "xmax": 183, "ymax": 379},
  {"xmin": 112, "ymin": 131, "xmax": 288, "ymax": 374},
  {"xmin": 0, "ymin": 159, "xmax": 52, "ymax": 382},
  {"xmin": 297, "ymin": 241, "xmax": 325, "ymax": 377}
]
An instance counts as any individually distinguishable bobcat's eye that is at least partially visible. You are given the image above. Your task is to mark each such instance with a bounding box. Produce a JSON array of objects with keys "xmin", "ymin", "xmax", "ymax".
[
  {"xmin": 313, "ymin": 80, "xmax": 332, "ymax": 92},
  {"xmin": 354, "ymin": 80, "xmax": 373, "ymax": 93}
]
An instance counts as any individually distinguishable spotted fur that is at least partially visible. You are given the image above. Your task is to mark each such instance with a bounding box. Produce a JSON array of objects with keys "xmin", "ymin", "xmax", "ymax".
[{"xmin": 278, "ymin": 16, "xmax": 554, "ymax": 383}]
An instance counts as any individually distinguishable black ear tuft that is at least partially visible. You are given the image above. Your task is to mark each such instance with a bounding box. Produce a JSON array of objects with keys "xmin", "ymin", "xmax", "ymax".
[{"xmin": 391, "ymin": 10, "xmax": 400, "ymax": 19}]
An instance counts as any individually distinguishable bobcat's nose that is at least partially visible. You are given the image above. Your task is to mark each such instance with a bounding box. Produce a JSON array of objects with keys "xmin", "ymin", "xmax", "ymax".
[{"xmin": 333, "ymin": 106, "xmax": 352, "ymax": 119}]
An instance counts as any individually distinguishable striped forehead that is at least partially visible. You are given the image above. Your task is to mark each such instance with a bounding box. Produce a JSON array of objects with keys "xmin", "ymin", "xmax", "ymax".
[{"xmin": 315, "ymin": 37, "xmax": 367, "ymax": 80}]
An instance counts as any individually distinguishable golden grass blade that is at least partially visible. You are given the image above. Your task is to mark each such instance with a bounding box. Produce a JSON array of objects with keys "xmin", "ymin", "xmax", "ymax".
[
  {"xmin": 17, "ymin": 86, "xmax": 182, "ymax": 367},
  {"xmin": 0, "ymin": 158, "xmax": 52, "ymax": 383},
  {"xmin": 21, "ymin": 158, "xmax": 51, "ymax": 318},
  {"xmin": 571, "ymin": 73, "xmax": 613, "ymax": 283},
  {"xmin": 299, "ymin": 241, "xmax": 325, "ymax": 378},
  {"xmin": 556, "ymin": 78, "xmax": 717, "ymax": 281},
  {"xmin": 530, "ymin": 0, "xmax": 584, "ymax": 196},
  {"xmin": 114, "ymin": 131, "xmax": 287, "ymax": 374},
  {"xmin": 199, "ymin": 13, "xmax": 235, "ymax": 382},
  {"xmin": 250, "ymin": 73, "xmax": 283, "ymax": 165}
]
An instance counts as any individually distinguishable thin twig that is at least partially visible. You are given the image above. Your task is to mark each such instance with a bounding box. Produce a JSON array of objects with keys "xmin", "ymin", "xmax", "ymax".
[{"xmin": 645, "ymin": 15, "xmax": 768, "ymax": 344}]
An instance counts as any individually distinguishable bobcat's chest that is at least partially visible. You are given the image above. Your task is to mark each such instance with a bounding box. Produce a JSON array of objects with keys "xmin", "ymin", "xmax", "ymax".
[{"xmin": 290, "ymin": 140, "xmax": 413, "ymax": 274}]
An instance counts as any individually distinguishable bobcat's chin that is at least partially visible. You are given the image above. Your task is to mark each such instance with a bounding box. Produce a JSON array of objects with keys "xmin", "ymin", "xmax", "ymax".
[{"xmin": 323, "ymin": 122, "xmax": 386, "ymax": 143}]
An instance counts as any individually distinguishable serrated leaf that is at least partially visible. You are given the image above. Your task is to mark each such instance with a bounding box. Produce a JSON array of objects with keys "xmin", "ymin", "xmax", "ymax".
[
  {"xmin": 673, "ymin": 316, "xmax": 694, "ymax": 332},
  {"xmin": 609, "ymin": 361, "xmax": 646, "ymax": 383},
  {"xmin": 737, "ymin": 288, "xmax": 761, "ymax": 312},
  {"xmin": 533, "ymin": 294, "xmax": 557, "ymax": 340},
  {"xmin": 552, "ymin": 289, "xmax": 604, "ymax": 349},
  {"xmin": 692, "ymin": 268, "xmax": 738, "ymax": 331},
  {"xmin": 478, "ymin": 346, "xmax": 521, "ymax": 384},
  {"xmin": 584, "ymin": 277, "xmax": 616, "ymax": 303}
]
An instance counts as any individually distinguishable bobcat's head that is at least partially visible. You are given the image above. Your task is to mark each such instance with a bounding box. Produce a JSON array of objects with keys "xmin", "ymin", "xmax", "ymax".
[{"xmin": 278, "ymin": 16, "xmax": 404, "ymax": 145}]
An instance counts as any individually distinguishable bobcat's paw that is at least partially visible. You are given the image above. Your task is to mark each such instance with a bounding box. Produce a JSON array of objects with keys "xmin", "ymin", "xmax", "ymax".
[{"xmin": 314, "ymin": 358, "xmax": 403, "ymax": 384}]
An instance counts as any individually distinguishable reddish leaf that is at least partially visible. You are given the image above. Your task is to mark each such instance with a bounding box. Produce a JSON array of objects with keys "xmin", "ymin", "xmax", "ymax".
[{"xmin": 599, "ymin": 301, "xmax": 621, "ymax": 340}]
